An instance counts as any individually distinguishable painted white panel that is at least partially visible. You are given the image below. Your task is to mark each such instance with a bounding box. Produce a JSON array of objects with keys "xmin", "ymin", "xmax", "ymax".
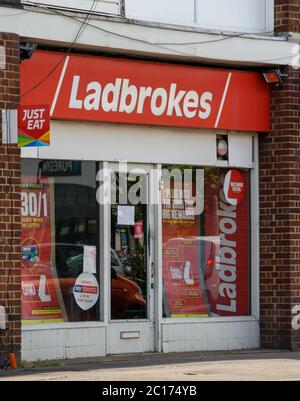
[
  {"xmin": 162, "ymin": 319, "xmax": 259, "ymax": 353},
  {"xmin": 0, "ymin": 7, "xmax": 287, "ymax": 67},
  {"xmin": 21, "ymin": 121, "xmax": 218, "ymax": 166},
  {"xmin": 125, "ymin": 0, "xmax": 195, "ymax": 26},
  {"xmin": 22, "ymin": 0, "xmax": 121, "ymax": 16},
  {"xmin": 22, "ymin": 326, "xmax": 106, "ymax": 361},
  {"xmin": 22, "ymin": 319, "xmax": 259, "ymax": 360},
  {"xmin": 228, "ymin": 133, "xmax": 254, "ymax": 168},
  {"xmin": 2, "ymin": 109, "xmax": 18, "ymax": 144},
  {"xmin": 251, "ymin": 137, "xmax": 260, "ymax": 321},
  {"xmin": 125, "ymin": 0, "xmax": 273, "ymax": 33},
  {"xmin": 196, "ymin": 0, "xmax": 269, "ymax": 33},
  {"xmin": 0, "ymin": 306, "xmax": 6, "ymax": 330},
  {"xmin": 108, "ymin": 322, "xmax": 154, "ymax": 354}
]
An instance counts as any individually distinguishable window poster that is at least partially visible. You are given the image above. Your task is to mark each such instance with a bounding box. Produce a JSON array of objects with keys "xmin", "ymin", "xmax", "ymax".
[
  {"xmin": 21, "ymin": 176, "xmax": 67, "ymax": 325},
  {"xmin": 162, "ymin": 175, "xmax": 209, "ymax": 318},
  {"xmin": 162, "ymin": 167, "xmax": 250, "ymax": 319},
  {"xmin": 204, "ymin": 169, "xmax": 250, "ymax": 316}
]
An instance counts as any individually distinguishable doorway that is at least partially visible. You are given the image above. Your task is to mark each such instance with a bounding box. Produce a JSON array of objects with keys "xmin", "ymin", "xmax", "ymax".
[{"xmin": 107, "ymin": 163, "xmax": 156, "ymax": 354}]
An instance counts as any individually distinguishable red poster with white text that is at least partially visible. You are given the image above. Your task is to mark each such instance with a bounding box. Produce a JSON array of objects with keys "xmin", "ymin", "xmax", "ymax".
[
  {"xmin": 204, "ymin": 169, "xmax": 249, "ymax": 317},
  {"xmin": 21, "ymin": 177, "xmax": 66, "ymax": 325},
  {"xmin": 18, "ymin": 105, "xmax": 50, "ymax": 147},
  {"xmin": 162, "ymin": 181, "xmax": 209, "ymax": 318}
]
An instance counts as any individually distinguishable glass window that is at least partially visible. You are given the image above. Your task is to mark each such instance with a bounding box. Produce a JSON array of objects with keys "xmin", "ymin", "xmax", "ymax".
[
  {"xmin": 162, "ymin": 166, "xmax": 250, "ymax": 318},
  {"xmin": 110, "ymin": 172, "xmax": 148, "ymax": 320},
  {"xmin": 21, "ymin": 159, "xmax": 99, "ymax": 325}
]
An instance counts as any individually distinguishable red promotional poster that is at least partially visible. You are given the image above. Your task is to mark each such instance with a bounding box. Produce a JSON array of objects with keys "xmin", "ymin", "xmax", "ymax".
[
  {"xmin": 21, "ymin": 176, "xmax": 66, "ymax": 325},
  {"xmin": 134, "ymin": 220, "xmax": 144, "ymax": 240},
  {"xmin": 162, "ymin": 180, "xmax": 209, "ymax": 318},
  {"xmin": 162, "ymin": 168, "xmax": 249, "ymax": 318},
  {"xmin": 18, "ymin": 104, "xmax": 50, "ymax": 147},
  {"xmin": 204, "ymin": 169, "xmax": 249, "ymax": 316},
  {"xmin": 223, "ymin": 169, "xmax": 245, "ymax": 206}
]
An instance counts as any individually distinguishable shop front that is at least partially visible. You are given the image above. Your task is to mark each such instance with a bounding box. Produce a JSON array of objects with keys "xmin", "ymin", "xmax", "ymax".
[{"xmin": 19, "ymin": 50, "xmax": 269, "ymax": 360}]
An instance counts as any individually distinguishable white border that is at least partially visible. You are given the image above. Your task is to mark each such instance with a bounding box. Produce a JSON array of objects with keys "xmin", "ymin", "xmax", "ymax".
[
  {"xmin": 0, "ymin": 45, "xmax": 5, "ymax": 70},
  {"xmin": 154, "ymin": 164, "xmax": 163, "ymax": 352},
  {"xmin": 251, "ymin": 134, "xmax": 260, "ymax": 321},
  {"xmin": 266, "ymin": 0, "xmax": 275, "ymax": 33},
  {"xmin": 214, "ymin": 73, "xmax": 232, "ymax": 129},
  {"xmin": 50, "ymin": 55, "xmax": 70, "ymax": 117}
]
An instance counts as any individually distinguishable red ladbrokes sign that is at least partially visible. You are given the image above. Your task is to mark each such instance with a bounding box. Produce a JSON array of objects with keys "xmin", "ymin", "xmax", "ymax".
[{"xmin": 21, "ymin": 50, "xmax": 270, "ymax": 132}]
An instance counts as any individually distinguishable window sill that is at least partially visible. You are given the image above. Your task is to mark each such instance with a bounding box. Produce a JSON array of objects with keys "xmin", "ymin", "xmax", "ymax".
[
  {"xmin": 161, "ymin": 316, "xmax": 258, "ymax": 325},
  {"xmin": 22, "ymin": 321, "xmax": 107, "ymax": 331}
]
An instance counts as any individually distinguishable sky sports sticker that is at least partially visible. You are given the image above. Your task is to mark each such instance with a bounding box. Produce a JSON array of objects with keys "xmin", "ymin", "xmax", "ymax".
[
  {"xmin": 74, "ymin": 285, "xmax": 98, "ymax": 294},
  {"xmin": 73, "ymin": 273, "xmax": 99, "ymax": 311}
]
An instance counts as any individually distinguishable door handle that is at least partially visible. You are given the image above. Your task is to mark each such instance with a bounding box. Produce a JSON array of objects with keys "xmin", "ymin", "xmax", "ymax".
[
  {"xmin": 151, "ymin": 261, "xmax": 155, "ymax": 279},
  {"xmin": 148, "ymin": 226, "xmax": 150, "ymax": 258}
]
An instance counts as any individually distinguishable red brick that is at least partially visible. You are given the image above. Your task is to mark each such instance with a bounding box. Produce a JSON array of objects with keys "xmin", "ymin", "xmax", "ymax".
[{"xmin": 0, "ymin": 32, "xmax": 21, "ymax": 363}]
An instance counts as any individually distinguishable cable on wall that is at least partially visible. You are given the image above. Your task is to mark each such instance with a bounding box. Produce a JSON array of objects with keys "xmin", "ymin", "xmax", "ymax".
[{"xmin": 21, "ymin": 0, "xmax": 99, "ymax": 99}]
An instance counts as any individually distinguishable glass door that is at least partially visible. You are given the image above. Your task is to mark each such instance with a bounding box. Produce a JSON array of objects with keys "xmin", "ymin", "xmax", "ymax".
[{"xmin": 108, "ymin": 163, "xmax": 155, "ymax": 354}]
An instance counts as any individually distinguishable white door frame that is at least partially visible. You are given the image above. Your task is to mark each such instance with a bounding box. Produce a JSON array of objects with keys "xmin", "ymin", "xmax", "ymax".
[{"xmin": 102, "ymin": 162, "xmax": 158, "ymax": 354}]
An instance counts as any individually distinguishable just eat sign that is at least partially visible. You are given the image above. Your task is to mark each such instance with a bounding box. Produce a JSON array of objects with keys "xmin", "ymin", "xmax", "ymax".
[{"xmin": 18, "ymin": 105, "xmax": 50, "ymax": 147}]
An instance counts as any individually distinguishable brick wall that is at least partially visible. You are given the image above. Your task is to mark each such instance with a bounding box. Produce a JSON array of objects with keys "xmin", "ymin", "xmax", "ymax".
[
  {"xmin": 0, "ymin": 33, "xmax": 21, "ymax": 364},
  {"xmin": 259, "ymin": 0, "xmax": 300, "ymax": 350},
  {"xmin": 275, "ymin": 0, "xmax": 300, "ymax": 33}
]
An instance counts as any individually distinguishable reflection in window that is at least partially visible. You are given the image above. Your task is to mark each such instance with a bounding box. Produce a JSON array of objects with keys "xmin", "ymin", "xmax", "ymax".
[
  {"xmin": 162, "ymin": 166, "xmax": 250, "ymax": 318},
  {"xmin": 21, "ymin": 159, "xmax": 99, "ymax": 325},
  {"xmin": 110, "ymin": 172, "xmax": 148, "ymax": 320}
]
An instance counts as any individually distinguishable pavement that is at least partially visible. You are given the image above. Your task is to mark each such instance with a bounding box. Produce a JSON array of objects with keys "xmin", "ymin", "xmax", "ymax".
[{"xmin": 0, "ymin": 350, "xmax": 300, "ymax": 381}]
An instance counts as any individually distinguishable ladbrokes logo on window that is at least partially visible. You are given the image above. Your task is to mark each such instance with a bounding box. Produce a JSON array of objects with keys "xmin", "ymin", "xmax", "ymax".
[{"xmin": 161, "ymin": 167, "xmax": 250, "ymax": 319}]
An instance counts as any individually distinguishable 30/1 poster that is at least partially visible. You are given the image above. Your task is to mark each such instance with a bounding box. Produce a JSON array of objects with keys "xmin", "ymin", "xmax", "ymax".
[{"xmin": 21, "ymin": 176, "xmax": 66, "ymax": 325}]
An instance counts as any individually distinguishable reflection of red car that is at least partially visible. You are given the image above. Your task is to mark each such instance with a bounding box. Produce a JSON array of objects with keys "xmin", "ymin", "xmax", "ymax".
[
  {"xmin": 21, "ymin": 244, "xmax": 146, "ymax": 323},
  {"xmin": 164, "ymin": 236, "xmax": 220, "ymax": 316},
  {"xmin": 199, "ymin": 236, "xmax": 221, "ymax": 315},
  {"xmin": 111, "ymin": 266, "xmax": 146, "ymax": 319}
]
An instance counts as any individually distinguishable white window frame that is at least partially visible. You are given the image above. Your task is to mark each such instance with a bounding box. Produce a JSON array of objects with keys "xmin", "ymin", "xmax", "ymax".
[
  {"xmin": 125, "ymin": 0, "xmax": 274, "ymax": 34},
  {"xmin": 265, "ymin": 0, "xmax": 275, "ymax": 33}
]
